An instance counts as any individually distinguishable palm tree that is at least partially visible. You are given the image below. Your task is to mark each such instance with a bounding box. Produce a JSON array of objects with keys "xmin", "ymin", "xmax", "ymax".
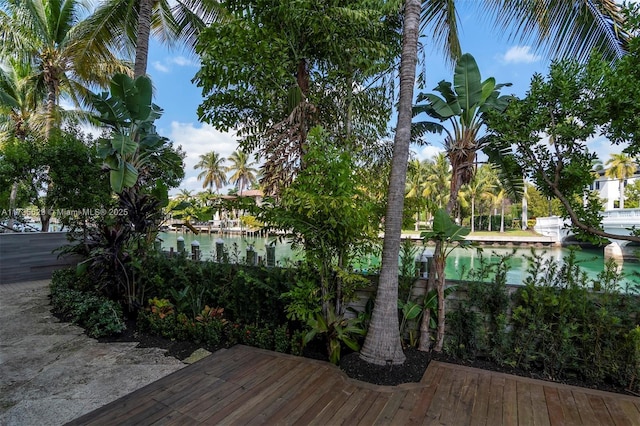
[
  {"xmin": 605, "ymin": 153, "xmax": 637, "ymax": 209},
  {"xmin": 362, "ymin": 0, "xmax": 628, "ymax": 364},
  {"xmin": 85, "ymin": 0, "xmax": 225, "ymax": 77},
  {"xmin": 0, "ymin": 0, "xmax": 130, "ymax": 135},
  {"xmin": 360, "ymin": 0, "xmax": 421, "ymax": 366},
  {"xmin": 194, "ymin": 151, "xmax": 227, "ymax": 194},
  {"xmin": 462, "ymin": 165, "xmax": 495, "ymax": 232},
  {"xmin": 226, "ymin": 151, "xmax": 257, "ymax": 195},
  {"xmin": 406, "ymin": 159, "xmax": 427, "ymax": 231},
  {"xmin": 175, "ymin": 188, "xmax": 193, "ymax": 202},
  {"xmin": 423, "ymin": 153, "xmax": 451, "ymax": 212}
]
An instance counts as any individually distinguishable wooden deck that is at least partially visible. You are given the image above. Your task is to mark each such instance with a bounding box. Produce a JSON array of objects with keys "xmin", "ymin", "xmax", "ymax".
[{"xmin": 68, "ymin": 345, "xmax": 640, "ymax": 425}]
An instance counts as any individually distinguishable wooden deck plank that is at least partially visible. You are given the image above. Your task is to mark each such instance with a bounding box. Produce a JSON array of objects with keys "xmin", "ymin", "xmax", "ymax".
[
  {"xmin": 617, "ymin": 399, "xmax": 640, "ymax": 425},
  {"xmin": 503, "ymin": 377, "xmax": 518, "ymax": 425},
  {"xmin": 587, "ymin": 394, "xmax": 616, "ymax": 425},
  {"xmin": 245, "ymin": 363, "xmax": 327, "ymax": 424},
  {"xmin": 407, "ymin": 364, "xmax": 445, "ymax": 424},
  {"xmin": 602, "ymin": 397, "xmax": 636, "ymax": 426},
  {"xmin": 517, "ymin": 378, "xmax": 535, "ymax": 425},
  {"xmin": 199, "ymin": 357, "xmax": 300, "ymax": 423},
  {"xmin": 531, "ymin": 383, "xmax": 551, "ymax": 426},
  {"xmin": 283, "ymin": 375, "xmax": 345, "ymax": 425},
  {"xmin": 558, "ymin": 387, "xmax": 580, "ymax": 425},
  {"xmin": 424, "ymin": 366, "xmax": 456, "ymax": 424},
  {"xmin": 571, "ymin": 391, "xmax": 601, "ymax": 426},
  {"xmin": 372, "ymin": 390, "xmax": 407, "ymax": 425},
  {"xmin": 303, "ymin": 384, "xmax": 357, "ymax": 425},
  {"xmin": 356, "ymin": 392, "xmax": 391, "ymax": 426},
  {"xmin": 486, "ymin": 376, "xmax": 505, "ymax": 425},
  {"xmin": 440, "ymin": 366, "xmax": 472, "ymax": 425},
  {"xmin": 388, "ymin": 389, "xmax": 421, "ymax": 425},
  {"xmin": 218, "ymin": 361, "xmax": 316, "ymax": 425},
  {"xmin": 543, "ymin": 386, "xmax": 566, "ymax": 425},
  {"xmin": 328, "ymin": 387, "xmax": 380, "ymax": 425},
  {"xmin": 340, "ymin": 389, "xmax": 378, "ymax": 425},
  {"xmin": 260, "ymin": 366, "xmax": 334, "ymax": 424},
  {"xmin": 65, "ymin": 346, "xmax": 640, "ymax": 426},
  {"xmin": 469, "ymin": 371, "xmax": 492, "ymax": 426}
]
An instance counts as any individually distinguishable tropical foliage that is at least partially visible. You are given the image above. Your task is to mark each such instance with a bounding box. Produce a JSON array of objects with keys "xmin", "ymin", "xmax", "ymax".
[{"xmin": 194, "ymin": 0, "xmax": 401, "ymax": 194}]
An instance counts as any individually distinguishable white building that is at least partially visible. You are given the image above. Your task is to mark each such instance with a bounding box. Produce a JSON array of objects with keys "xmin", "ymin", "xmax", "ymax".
[{"xmin": 589, "ymin": 170, "xmax": 638, "ymax": 210}]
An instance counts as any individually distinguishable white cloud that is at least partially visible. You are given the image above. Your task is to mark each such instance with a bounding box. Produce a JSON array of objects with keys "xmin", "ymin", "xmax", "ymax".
[
  {"xmin": 171, "ymin": 56, "xmax": 196, "ymax": 67},
  {"xmin": 166, "ymin": 122, "xmax": 241, "ymax": 193},
  {"xmin": 501, "ymin": 46, "xmax": 541, "ymax": 64},
  {"xmin": 152, "ymin": 61, "xmax": 170, "ymax": 73},
  {"xmin": 415, "ymin": 144, "xmax": 445, "ymax": 162}
]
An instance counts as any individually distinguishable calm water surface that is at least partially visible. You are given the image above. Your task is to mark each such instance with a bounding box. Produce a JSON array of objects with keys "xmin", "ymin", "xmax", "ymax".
[{"xmin": 158, "ymin": 232, "xmax": 640, "ymax": 289}]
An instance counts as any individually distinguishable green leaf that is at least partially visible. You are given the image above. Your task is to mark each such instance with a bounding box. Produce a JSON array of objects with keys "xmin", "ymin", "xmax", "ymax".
[
  {"xmin": 454, "ymin": 53, "xmax": 483, "ymax": 126},
  {"xmin": 402, "ymin": 300, "xmax": 423, "ymax": 320},
  {"xmin": 111, "ymin": 134, "xmax": 137, "ymax": 156}
]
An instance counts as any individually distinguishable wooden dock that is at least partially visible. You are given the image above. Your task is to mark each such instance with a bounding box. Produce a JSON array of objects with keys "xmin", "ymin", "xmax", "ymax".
[{"xmin": 67, "ymin": 345, "xmax": 640, "ymax": 425}]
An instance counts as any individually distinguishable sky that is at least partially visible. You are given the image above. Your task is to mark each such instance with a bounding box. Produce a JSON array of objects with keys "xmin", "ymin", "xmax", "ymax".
[{"xmin": 137, "ymin": 2, "xmax": 622, "ymax": 195}]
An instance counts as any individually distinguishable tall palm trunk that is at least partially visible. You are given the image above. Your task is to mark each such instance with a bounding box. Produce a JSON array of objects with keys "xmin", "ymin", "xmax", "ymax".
[
  {"xmin": 134, "ymin": 0, "xmax": 154, "ymax": 77},
  {"xmin": 7, "ymin": 182, "xmax": 18, "ymax": 229},
  {"xmin": 360, "ymin": 0, "xmax": 421, "ymax": 366},
  {"xmin": 471, "ymin": 195, "xmax": 476, "ymax": 232}
]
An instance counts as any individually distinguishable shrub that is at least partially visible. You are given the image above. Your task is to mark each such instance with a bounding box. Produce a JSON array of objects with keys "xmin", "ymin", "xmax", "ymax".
[{"xmin": 50, "ymin": 269, "xmax": 126, "ymax": 338}]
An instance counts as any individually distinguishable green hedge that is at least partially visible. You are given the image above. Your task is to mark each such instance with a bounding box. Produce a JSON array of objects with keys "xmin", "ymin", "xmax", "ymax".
[{"xmin": 50, "ymin": 269, "xmax": 126, "ymax": 338}]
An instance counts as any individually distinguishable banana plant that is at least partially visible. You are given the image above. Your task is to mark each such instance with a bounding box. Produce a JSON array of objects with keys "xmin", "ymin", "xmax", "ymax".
[
  {"xmin": 92, "ymin": 73, "xmax": 165, "ymax": 193},
  {"xmin": 420, "ymin": 208, "xmax": 471, "ymax": 352},
  {"xmin": 413, "ymin": 53, "xmax": 515, "ymax": 212}
]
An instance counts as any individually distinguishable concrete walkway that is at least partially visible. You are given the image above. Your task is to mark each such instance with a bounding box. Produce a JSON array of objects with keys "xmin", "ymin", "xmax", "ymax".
[{"xmin": 0, "ymin": 280, "xmax": 185, "ymax": 426}]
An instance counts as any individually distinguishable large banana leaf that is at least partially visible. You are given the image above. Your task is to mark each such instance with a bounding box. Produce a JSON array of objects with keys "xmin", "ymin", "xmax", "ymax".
[{"xmin": 453, "ymin": 53, "xmax": 483, "ymax": 127}]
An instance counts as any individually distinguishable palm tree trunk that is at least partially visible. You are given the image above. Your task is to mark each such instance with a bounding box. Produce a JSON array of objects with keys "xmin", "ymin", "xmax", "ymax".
[
  {"xmin": 500, "ymin": 200, "xmax": 505, "ymax": 233},
  {"xmin": 471, "ymin": 196, "xmax": 475, "ymax": 232},
  {"xmin": 134, "ymin": 0, "xmax": 154, "ymax": 77},
  {"xmin": 8, "ymin": 181, "xmax": 18, "ymax": 229},
  {"xmin": 360, "ymin": 0, "xmax": 422, "ymax": 366}
]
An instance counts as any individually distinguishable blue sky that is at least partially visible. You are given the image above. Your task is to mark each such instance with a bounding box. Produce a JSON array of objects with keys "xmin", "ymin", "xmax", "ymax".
[{"xmin": 141, "ymin": 2, "xmax": 620, "ymax": 195}]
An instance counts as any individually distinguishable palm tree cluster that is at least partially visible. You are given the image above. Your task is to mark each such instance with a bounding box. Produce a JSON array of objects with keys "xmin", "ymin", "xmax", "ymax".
[
  {"xmin": 406, "ymin": 154, "xmax": 511, "ymax": 233},
  {"xmin": 193, "ymin": 149, "xmax": 258, "ymax": 196}
]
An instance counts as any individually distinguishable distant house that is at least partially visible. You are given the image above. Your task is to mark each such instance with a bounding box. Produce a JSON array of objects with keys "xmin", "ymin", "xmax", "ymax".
[{"xmin": 589, "ymin": 169, "xmax": 639, "ymax": 210}]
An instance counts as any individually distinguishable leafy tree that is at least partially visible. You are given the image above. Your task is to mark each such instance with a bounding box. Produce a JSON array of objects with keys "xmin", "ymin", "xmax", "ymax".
[
  {"xmin": 0, "ymin": 127, "xmax": 111, "ymax": 229},
  {"xmin": 599, "ymin": 2, "xmax": 640, "ymax": 154},
  {"xmin": 605, "ymin": 153, "xmax": 637, "ymax": 209},
  {"xmin": 194, "ymin": 151, "xmax": 227, "ymax": 193},
  {"xmin": 485, "ymin": 59, "xmax": 640, "ymax": 244},
  {"xmin": 262, "ymin": 126, "xmax": 379, "ymax": 361},
  {"xmin": 0, "ymin": 58, "xmax": 45, "ymax": 228},
  {"xmin": 194, "ymin": 0, "xmax": 401, "ymax": 193},
  {"xmin": 226, "ymin": 151, "xmax": 257, "ymax": 195},
  {"xmin": 623, "ymin": 179, "xmax": 640, "ymax": 208},
  {"xmin": 85, "ymin": 0, "xmax": 225, "ymax": 77}
]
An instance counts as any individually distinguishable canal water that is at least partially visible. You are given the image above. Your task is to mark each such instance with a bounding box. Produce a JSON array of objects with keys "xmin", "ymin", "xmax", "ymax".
[{"xmin": 157, "ymin": 232, "xmax": 640, "ymax": 290}]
